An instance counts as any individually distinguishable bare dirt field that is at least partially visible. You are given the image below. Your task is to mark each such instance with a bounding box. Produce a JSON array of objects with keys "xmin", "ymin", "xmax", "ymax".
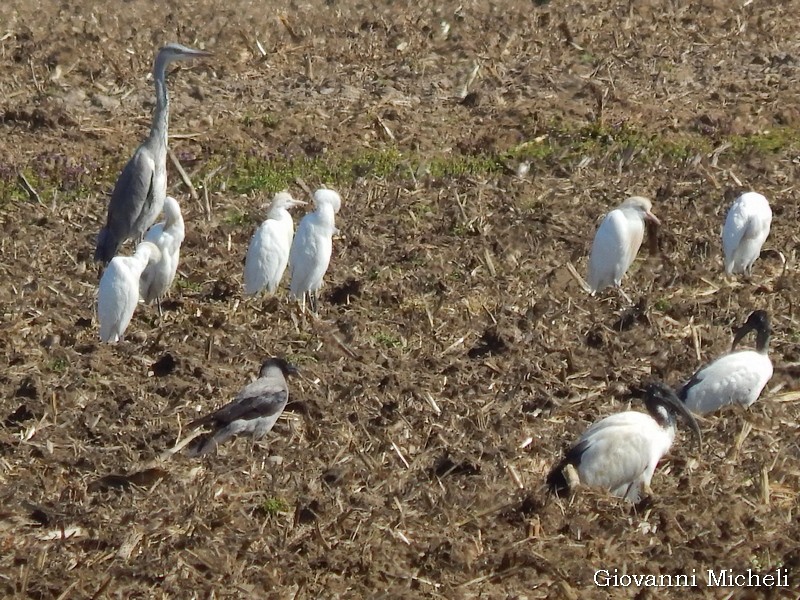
[{"xmin": 1, "ymin": 0, "xmax": 799, "ymax": 598}]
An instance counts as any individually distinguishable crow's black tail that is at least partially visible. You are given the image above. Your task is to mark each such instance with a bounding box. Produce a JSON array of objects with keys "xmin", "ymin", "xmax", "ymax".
[{"xmin": 186, "ymin": 433, "xmax": 215, "ymax": 457}]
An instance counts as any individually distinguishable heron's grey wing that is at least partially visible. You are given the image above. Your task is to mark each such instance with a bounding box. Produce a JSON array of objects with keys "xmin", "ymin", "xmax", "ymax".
[
  {"xmin": 96, "ymin": 145, "xmax": 155, "ymax": 261},
  {"xmin": 191, "ymin": 378, "xmax": 288, "ymax": 429}
]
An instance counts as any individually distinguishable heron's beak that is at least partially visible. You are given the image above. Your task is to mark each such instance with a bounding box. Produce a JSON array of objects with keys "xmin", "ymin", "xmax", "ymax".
[
  {"xmin": 184, "ymin": 48, "xmax": 213, "ymax": 59},
  {"xmin": 645, "ymin": 211, "xmax": 661, "ymax": 226},
  {"xmin": 289, "ymin": 199, "xmax": 308, "ymax": 208}
]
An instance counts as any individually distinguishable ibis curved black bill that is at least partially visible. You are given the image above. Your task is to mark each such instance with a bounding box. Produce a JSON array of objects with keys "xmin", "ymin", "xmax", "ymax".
[
  {"xmin": 643, "ymin": 381, "xmax": 702, "ymax": 449},
  {"xmin": 731, "ymin": 310, "xmax": 771, "ymax": 352}
]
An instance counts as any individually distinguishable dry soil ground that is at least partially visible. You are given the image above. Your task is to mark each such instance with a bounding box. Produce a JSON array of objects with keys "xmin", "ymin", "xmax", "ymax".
[{"xmin": 1, "ymin": 0, "xmax": 799, "ymax": 598}]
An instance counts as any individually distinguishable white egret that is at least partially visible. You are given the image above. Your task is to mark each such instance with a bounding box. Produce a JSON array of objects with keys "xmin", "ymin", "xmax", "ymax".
[
  {"xmin": 722, "ymin": 191, "xmax": 772, "ymax": 276},
  {"xmin": 140, "ymin": 196, "xmax": 185, "ymax": 315},
  {"xmin": 95, "ymin": 43, "xmax": 210, "ymax": 263},
  {"xmin": 586, "ymin": 196, "xmax": 660, "ymax": 297},
  {"xmin": 288, "ymin": 189, "xmax": 342, "ymax": 313},
  {"xmin": 547, "ymin": 382, "xmax": 701, "ymax": 502},
  {"xmin": 188, "ymin": 358, "xmax": 298, "ymax": 456},
  {"xmin": 243, "ymin": 192, "xmax": 306, "ymax": 296},
  {"xmin": 679, "ymin": 310, "xmax": 773, "ymax": 415},
  {"xmin": 97, "ymin": 241, "xmax": 161, "ymax": 343}
]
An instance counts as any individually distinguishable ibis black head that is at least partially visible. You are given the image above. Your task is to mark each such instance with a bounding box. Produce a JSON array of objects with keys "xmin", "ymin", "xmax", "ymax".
[
  {"xmin": 640, "ymin": 381, "xmax": 702, "ymax": 448},
  {"xmin": 260, "ymin": 357, "xmax": 299, "ymax": 378},
  {"xmin": 732, "ymin": 310, "xmax": 771, "ymax": 353}
]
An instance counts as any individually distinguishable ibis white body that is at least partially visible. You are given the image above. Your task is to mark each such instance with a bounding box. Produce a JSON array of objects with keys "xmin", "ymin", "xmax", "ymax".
[
  {"xmin": 243, "ymin": 192, "xmax": 304, "ymax": 296},
  {"xmin": 567, "ymin": 411, "xmax": 674, "ymax": 501},
  {"xmin": 141, "ymin": 196, "xmax": 184, "ymax": 305},
  {"xmin": 289, "ymin": 189, "xmax": 342, "ymax": 309},
  {"xmin": 548, "ymin": 382, "xmax": 700, "ymax": 502},
  {"xmin": 98, "ymin": 241, "xmax": 161, "ymax": 342},
  {"xmin": 722, "ymin": 192, "xmax": 772, "ymax": 276},
  {"xmin": 679, "ymin": 351, "xmax": 773, "ymax": 415},
  {"xmin": 679, "ymin": 310, "xmax": 773, "ymax": 415},
  {"xmin": 587, "ymin": 196, "xmax": 660, "ymax": 294}
]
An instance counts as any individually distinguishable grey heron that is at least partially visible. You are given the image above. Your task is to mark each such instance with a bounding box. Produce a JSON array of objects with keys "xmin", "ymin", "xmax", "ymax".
[
  {"xmin": 94, "ymin": 43, "xmax": 210, "ymax": 263},
  {"xmin": 188, "ymin": 358, "xmax": 299, "ymax": 457}
]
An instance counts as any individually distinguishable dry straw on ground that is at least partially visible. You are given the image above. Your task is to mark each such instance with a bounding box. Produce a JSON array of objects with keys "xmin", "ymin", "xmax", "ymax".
[{"xmin": 1, "ymin": 0, "xmax": 799, "ymax": 598}]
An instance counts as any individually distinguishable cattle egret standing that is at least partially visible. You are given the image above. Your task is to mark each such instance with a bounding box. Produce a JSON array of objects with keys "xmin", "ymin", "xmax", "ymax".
[
  {"xmin": 586, "ymin": 196, "xmax": 660, "ymax": 298},
  {"xmin": 679, "ymin": 310, "xmax": 773, "ymax": 415},
  {"xmin": 547, "ymin": 382, "xmax": 701, "ymax": 502},
  {"xmin": 243, "ymin": 192, "xmax": 306, "ymax": 296},
  {"xmin": 95, "ymin": 43, "xmax": 210, "ymax": 263},
  {"xmin": 188, "ymin": 357, "xmax": 298, "ymax": 456},
  {"xmin": 288, "ymin": 189, "xmax": 342, "ymax": 313},
  {"xmin": 98, "ymin": 241, "xmax": 161, "ymax": 342},
  {"xmin": 140, "ymin": 196, "xmax": 185, "ymax": 314},
  {"xmin": 722, "ymin": 192, "xmax": 772, "ymax": 276}
]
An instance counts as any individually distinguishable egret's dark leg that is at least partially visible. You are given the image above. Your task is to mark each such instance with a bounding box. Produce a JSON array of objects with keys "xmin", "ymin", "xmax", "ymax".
[{"xmin": 309, "ymin": 291, "xmax": 319, "ymax": 315}]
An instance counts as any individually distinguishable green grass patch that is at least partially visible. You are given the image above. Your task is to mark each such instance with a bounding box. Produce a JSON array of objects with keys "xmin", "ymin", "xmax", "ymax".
[
  {"xmin": 223, "ymin": 209, "xmax": 249, "ymax": 226},
  {"xmin": 653, "ymin": 298, "xmax": 671, "ymax": 312},
  {"xmin": 175, "ymin": 277, "xmax": 202, "ymax": 293},
  {"xmin": 50, "ymin": 357, "xmax": 69, "ymax": 373},
  {"xmin": 4, "ymin": 123, "xmax": 800, "ymax": 205},
  {"xmin": 226, "ymin": 147, "xmax": 405, "ymax": 195},
  {"xmin": 373, "ymin": 331, "xmax": 403, "ymax": 349},
  {"xmin": 729, "ymin": 127, "xmax": 796, "ymax": 154},
  {"xmin": 283, "ymin": 353, "xmax": 318, "ymax": 366},
  {"xmin": 260, "ymin": 497, "xmax": 289, "ymax": 516}
]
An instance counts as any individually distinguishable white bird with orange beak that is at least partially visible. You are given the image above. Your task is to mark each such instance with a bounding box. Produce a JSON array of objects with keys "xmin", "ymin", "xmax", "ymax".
[
  {"xmin": 98, "ymin": 241, "xmax": 161, "ymax": 342},
  {"xmin": 289, "ymin": 188, "xmax": 342, "ymax": 313},
  {"xmin": 140, "ymin": 196, "xmax": 185, "ymax": 315},
  {"xmin": 243, "ymin": 191, "xmax": 307, "ymax": 296},
  {"xmin": 587, "ymin": 196, "xmax": 660, "ymax": 297},
  {"xmin": 722, "ymin": 192, "xmax": 772, "ymax": 276}
]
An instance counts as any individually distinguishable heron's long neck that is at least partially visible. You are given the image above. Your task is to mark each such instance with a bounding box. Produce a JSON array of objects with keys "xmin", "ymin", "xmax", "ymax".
[{"xmin": 150, "ymin": 65, "xmax": 170, "ymax": 146}]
